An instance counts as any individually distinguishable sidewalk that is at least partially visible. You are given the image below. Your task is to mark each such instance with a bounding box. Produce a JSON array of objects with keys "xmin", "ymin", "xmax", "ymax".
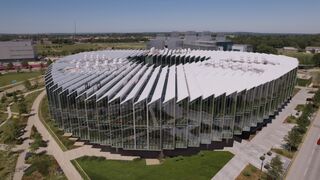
[{"xmin": 212, "ymin": 87, "xmax": 313, "ymax": 180}]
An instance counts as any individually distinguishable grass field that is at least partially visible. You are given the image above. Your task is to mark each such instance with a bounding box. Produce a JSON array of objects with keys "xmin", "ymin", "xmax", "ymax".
[
  {"xmin": 0, "ymin": 71, "xmax": 42, "ymax": 87},
  {"xmin": 74, "ymin": 151, "xmax": 234, "ymax": 180},
  {"xmin": 0, "ymin": 150, "xmax": 19, "ymax": 179},
  {"xmin": 36, "ymin": 42, "xmax": 146, "ymax": 56},
  {"xmin": 0, "ymin": 112, "xmax": 8, "ymax": 124}
]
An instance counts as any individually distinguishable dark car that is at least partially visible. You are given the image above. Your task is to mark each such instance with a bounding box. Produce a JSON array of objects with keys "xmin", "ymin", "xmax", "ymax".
[
  {"xmin": 24, "ymin": 152, "xmax": 33, "ymax": 160},
  {"xmin": 317, "ymin": 138, "xmax": 320, "ymax": 145}
]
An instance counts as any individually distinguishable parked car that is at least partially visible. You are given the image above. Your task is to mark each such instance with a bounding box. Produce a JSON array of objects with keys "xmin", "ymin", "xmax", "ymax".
[
  {"xmin": 317, "ymin": 138, "xmax": 320, "ymax": 145},
  {"xmin": 24, "ymin": 152, "xmax": 33, "ymax": 160}
]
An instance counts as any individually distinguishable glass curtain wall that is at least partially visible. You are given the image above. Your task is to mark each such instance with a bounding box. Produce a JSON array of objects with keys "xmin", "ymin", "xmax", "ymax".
[
  {"xmin": 188, "ymin": 98, "xmax": 201, "ymax": 147},
  {"xmin": 175, "ymin": 98, "xmax": 188, "ymax": 148},
  {"xmin": 223, "ymin": 92, "xmax": 236, "ymax": 139},
  {"xmin": 212, "ymin": 94, "xmax": 225, "ymax": 141},
  {"xmin": 97, "ymin": 97, "xmax": 110, "ymax": 145},
  {"xmin": 243, "ymin": 88, "xmax": 254, "ymax": 131},
  {"xmin": 200, "ymin": 95, "xmax": 214, "ymax": 144},
  {"xmin": 67, "ymin": 91, "xmax": 79, "ymax": 136},
  {"xmin": 234, "ymin": 90, "xmax": 246, "ymax": 135},
  {"xmin": 121, "ymin": 100, "xmax": 135, "ymax": 149},
  {"xmin": 86, "ymin": 96, "xmax": 100, "ymax": 143},
  {"xmin": 76, "ymin": 94, "xmax": 89, "ymax": 140},
  {"xmin": 162, "ymin": 99, "xmax": 175, "ymax": 149}
]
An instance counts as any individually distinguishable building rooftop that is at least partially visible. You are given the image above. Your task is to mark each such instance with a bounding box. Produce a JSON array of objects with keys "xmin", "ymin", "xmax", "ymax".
[
  {"xmin": 0, "ymin": 40, "xmax": 35, "ymax": 61},
  {"xmin": 48, "ymin": 49, "xmax": 298, "ymax": 105}
]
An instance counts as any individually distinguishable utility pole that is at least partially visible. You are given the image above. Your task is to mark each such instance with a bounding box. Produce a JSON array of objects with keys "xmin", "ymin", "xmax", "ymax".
[{"xmin": 73, "ymin": 21, "xmax": 77, "ymax": 43}]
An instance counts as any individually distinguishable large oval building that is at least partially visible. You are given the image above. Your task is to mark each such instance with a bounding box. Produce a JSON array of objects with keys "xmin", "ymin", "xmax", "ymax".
[{"xmin": 45, "ymin": 49, "xmax": 298, "ymax": 155}]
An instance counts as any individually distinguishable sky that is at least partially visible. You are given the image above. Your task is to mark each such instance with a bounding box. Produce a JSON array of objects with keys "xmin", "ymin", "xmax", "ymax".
[{"xmin": 0, "ymin": 0, "xmax": 319, "ymax": 34}]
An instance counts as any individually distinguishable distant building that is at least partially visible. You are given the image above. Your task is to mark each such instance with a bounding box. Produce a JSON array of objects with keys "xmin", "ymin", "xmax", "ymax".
[
  {"xmin": 282, "ymin": 47, "xmax": 298, "ymax": 53},
  {"xmin": 148, "ymin": 32, "xmax": 234, "ymax": 51},
  {"xmin": 0, "ymin": 40, "xmax": 36, "ymax": 63},
  {"xmin": 166, "ymin": 32, "xmax": 183, "ymax": 49},
  {"xmin": 147, "ymin": 34, "xmax": 166, "ymax": 49},
  {"xmin": 305, "ymin": 46, "xmax": 320, "ymax": 54},
  {"xmin": 183, "ymin": 40, "xmax": 218, "ymax": 50},
  {"xmin": 232, "ymin": 44, "xmax": 253, "ymax": 52}
]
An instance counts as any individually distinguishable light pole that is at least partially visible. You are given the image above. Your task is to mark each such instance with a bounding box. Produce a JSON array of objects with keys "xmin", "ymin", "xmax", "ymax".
[{"xmin": 260, "ymin": 154, "xmax": 266, "ymax": 179}]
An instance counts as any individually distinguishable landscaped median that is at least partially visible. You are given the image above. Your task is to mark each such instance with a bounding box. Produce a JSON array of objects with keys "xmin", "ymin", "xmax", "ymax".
[
  {"xmin": 236, "ymin": 164, "xmax": 267, "ymax": 180},
  {"xmin": 72, "ymin": 151, "xmax": 234, "ymax": 180},
  {"xmin": 38, "ymin": 95, "xmax": 76, "ymax": 151}
]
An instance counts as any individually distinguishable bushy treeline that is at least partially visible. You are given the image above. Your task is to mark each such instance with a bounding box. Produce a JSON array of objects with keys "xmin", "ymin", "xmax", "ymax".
[
  {"xmin": 284, "ymin": 88, "xmax": 320, "ymax": 151},
  {"xmin": 230, "ymin": 34, "xmax": 320, "ymax": 53}
]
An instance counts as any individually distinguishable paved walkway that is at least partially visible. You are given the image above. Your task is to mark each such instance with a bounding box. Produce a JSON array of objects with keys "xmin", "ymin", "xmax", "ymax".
[
  {"xmin": 13, "ymin": 99, "xmax": 38, "ymax": 180},
  {"xmin": 31, "ymin": 91, "xmax": 83, "ymax": 180},
  {"xmin": 23, "ymin": 87, "xmax": 45, "ymax": 97},
  {"xmin": 212, "ymin": 87, "xmax": 314, "ymax": 180},
  {"xmin": 0, "ymin": 106, "xmax": 13, "ymax": 128},
  {"xmin": 30, "ymin": 91, "xmax": 139, "ymax": 180}
]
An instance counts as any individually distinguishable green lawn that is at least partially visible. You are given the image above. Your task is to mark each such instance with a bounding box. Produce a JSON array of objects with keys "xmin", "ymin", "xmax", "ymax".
[
  {"xmin": 297, "ymin": 78, "xmax": 312, "ymax": 87},
  {"xmin": 0, "ymin": 150, "xmax": 19, "ymax": 179},
  {"xmin": 74, "ymin": 151, "xmax": 234, "ymax": 180},
  {"xmin": 0, "ymin": 112, "xmax": 8, "ymax": 124},
  {"xmin": 0, "ymin": 71, "xmax": 42, "ymax": 87}
]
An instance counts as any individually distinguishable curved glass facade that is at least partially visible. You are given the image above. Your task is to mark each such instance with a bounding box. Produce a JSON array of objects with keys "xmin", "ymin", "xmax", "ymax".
[{"xmin": 45, "ymin": 49, "xmax": 298, "ymax": 152}]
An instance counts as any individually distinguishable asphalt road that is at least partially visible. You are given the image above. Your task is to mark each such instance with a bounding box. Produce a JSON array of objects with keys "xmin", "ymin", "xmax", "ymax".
[{"xmin": 286, "ymin": 109, "xmax": 320, "ymax": 180}]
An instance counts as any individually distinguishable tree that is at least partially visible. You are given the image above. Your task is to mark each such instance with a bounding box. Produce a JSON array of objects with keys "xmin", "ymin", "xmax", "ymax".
[
  {"xmin": 2, "ymin": 119, "xmax": 19, "ymax": 143},
  {"xmin": 6, "ymin": 62, "xmax": 13, "ymax": 71},
  {"xmin": 312, "ymin": 53, "xmax": 320, "ymax": 67},
  {"xmin": 313, "ymin": 88, "xmax": 320, "ymax": 106},
  {"xmin": 256, "ymin": 44, "xmax": 277, "ymax": 54},
  {"xmin": 1, "ymin": 95, "xmax": 7, "ymax": 103},
  {"xmin": 24, "ymin": 80, "xmax": 32, "ymax": 90},
  {"xmin": 46, "ymin": 59, "xmax": 53, "ymax": 66},
  {"xmin": 267, "ymin": 155, "xmax": 284, "ymax": 180},
  {"xmin": 16, "ymin": 66, "xmax": 21, "ymax": 73},
  {"xmin": 18, "ymin": 101, "xmax": 28, "ymax": 114},
  {"xmin": 21, "ymin": 60, "xmax": 29, "ymax": 68},
  {"xmin": 284, "ymin": 126, "xmax": 302, "ymax": 151}
]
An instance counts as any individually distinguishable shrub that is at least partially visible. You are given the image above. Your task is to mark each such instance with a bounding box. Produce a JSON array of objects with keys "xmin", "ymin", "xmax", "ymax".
[{"xmin": 243, "ymin": 170, "xmax": 251, "ymax": 177}]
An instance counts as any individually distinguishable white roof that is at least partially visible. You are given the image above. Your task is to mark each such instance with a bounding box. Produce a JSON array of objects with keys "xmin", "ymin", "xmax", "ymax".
[
  {"xmin": 163, "ymin": 65, "xmax": 176, "ymax": 103},
  {"xmin": 111, "ymin": 65, "xmax": 147, "ymax": 102},
  {"xmin": 136, "ymin": 66, "xmax": 161, "ymax": 103},
  {"xmin": 149, "ymin": 66, "xmax": 168, "ymax": 104},
  {"xmin": 176, "ymin": 65, "xmax": 189, "ymax": 102},
  {"xmin": 122, "ymin": 66, "xmax": 154, "ymax": 103},
  {"xmin": 49, "ymin": 49, "xmax": 298, "ymax": 105}
]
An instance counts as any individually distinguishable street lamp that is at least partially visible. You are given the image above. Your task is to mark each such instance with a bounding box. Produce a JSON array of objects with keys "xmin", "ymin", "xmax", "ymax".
[{"xmin": 259, "ymin": 154, "xmax": 266, "ymax": 179}]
